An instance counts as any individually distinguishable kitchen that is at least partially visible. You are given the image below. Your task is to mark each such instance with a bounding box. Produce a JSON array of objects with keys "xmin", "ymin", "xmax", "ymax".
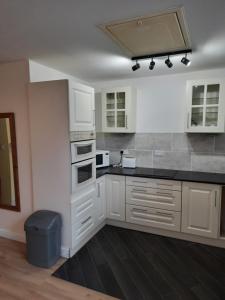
[{"xmin": 1, "ymin": 1, "xmax": 225, "ymax": 300}]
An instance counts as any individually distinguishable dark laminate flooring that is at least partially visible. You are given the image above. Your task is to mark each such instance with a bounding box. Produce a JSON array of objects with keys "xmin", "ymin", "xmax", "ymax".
[{"xmin": 53, "ymin": 225, "xmax": 225, "ymax": 300}]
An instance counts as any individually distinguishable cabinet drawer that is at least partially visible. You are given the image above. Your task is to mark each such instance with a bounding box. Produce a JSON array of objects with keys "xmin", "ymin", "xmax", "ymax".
[
  {"xmin": 126, "ymin": 176, "xmax": 181, "ymax": 191},
  {"xmin": 126, "ymin": 204, "xmax": 181, "ymax": 232},
  {"xmin": 126, "ymin": 186, "xmax": 181, "ymax": 211},
  {"xmin": 72, "ymin": 212, "xmax": 95, "ymax": 248},
  {"xmin": 71, "ymin": 185, "xmax": 96, "ymax": 225}
]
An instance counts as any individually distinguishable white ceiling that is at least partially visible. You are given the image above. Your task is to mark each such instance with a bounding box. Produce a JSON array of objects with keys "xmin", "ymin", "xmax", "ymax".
[{"xmin": 0, "ymin": 0, "xmax": 225, "ymax": 83}]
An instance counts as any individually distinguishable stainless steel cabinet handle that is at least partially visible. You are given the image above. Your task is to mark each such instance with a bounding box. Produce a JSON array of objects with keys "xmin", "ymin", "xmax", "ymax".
[
  {"xmin": 156, "ymin": 191, "xmax": 172, "ymax": 196},
  {"xmin": 93, "ymin": 110, "xmax": 96, "ymax": 127},
  {"xmin": 133, "ymin": 208, "xmax": 148, "ymax": 213},
  {"xmin": 97, "ymin": 183, "xmax": 100, "ymax": 197},
  {"xmin": 215, "ymin": 191, "xmax": 217, "ymax": 207},
  {"xmin": 81, "ymin": 216, "xmax": 91, "ymax": 225},
  {"xmin": 133, "ymin": 181, "xmax": 148, "ymax": 184},
  {"xmin": 156, "ymin": 211, "xmax": 172, "ymax": 217},
  {"xmin": 187, "ymin": 112, "xmax": 189, "ymax": 128},
  {"xmin": 132, "ymin": 189, "xmax": 147, "ymax": 193}
]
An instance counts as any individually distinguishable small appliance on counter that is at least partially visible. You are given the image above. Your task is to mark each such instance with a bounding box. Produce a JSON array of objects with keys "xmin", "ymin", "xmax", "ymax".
[
  {"xmin": 96, "ymin": 150, "xmax": 110, "ymax": 168},
  {"xmin": 122, "ymin": 156, "xmax": 136, "ymax": 168}
]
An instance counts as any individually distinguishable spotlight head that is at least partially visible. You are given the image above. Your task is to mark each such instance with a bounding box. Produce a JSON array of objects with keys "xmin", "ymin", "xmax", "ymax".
[
  {"xmin": 181, "ymin": 54, "xmax": 191, "ymax": 66},
  {"xmin": 165, "ymin": 56, "xmax": 173, "ymax": 68},
  {"xmin": 132, "ymin": 61, "xmax": 140, "ymax": 71},
  {"xmin": 149, "ymin": 58, "xmax": 155, "ymax": 70}
]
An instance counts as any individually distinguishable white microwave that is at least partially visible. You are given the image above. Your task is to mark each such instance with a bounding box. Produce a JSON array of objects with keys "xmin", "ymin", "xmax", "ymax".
[{"xmin": 96, "ymin": 150, "xmax": 110, "ymax": 168}]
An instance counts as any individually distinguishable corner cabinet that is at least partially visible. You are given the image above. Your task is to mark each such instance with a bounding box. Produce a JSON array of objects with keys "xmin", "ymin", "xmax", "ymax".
[
  {"xmin": 181, "ymin": 182, "xmax": 221, "ymax": 238},
  {"xmin": 68, "ymin": 81, "xmax": 95, "ymax": 132},
  {"xmin": 101, "ymin": 86, "xmax": 136, "ymax": 133},
  {"xmin": 185, "ymin": 79, "xmax": 225, "ymax": 133}
]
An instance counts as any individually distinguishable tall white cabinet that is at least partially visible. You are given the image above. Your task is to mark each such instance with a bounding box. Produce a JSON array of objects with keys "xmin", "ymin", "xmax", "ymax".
[
  {"xmin": 181, "ymin": 182, "xmax": 221, "ymax": 238},
  {"xmin": 69, "ymin": 81, "xmax": 95, "ymax": 132},
  {"xmin": 101, "ymin": 86, "xmax": 136, "ymax": 133},
  {"xmin": 185, "ymin": 79, "xmax": 225, "ymax": 133}
]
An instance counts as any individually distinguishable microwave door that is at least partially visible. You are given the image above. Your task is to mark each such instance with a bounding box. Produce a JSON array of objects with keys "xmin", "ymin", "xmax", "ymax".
[{"xmin": 72, "ymin": 158, "xmax": 96, "ymax": 192}]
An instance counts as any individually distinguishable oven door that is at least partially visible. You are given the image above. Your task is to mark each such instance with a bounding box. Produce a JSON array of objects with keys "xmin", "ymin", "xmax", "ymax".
[
  {"xmin": 72, "ymin": 158, "xmax": 96, "ymax": 192},
  {"xmin": 71, "ymin": 140, "xmax": 96, "ymax": 163}
]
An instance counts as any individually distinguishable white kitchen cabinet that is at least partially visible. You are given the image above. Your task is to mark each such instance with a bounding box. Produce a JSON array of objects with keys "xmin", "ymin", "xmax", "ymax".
[
  {"xmin": 126, "ymin": 204, "xmax": 181, "ymax": 232},
  {"xmin": 181, "ymin": 182, "xmax": 221, "ymax": 238},
  {"xmin": 96, "ymin": 176, "xmax": 106, "ymax": 225},
  {"xmin": 106, "ymin": 175, "xmax": 125, "ymax": 221},
  {"xmin": 69, "ymin": 81, "xmax": 95, "ymax": 132},
  {"xmin": 185, "ymin": 79, "xmax": 225, "ymax": 133},
  {"xmin": 101, "ymin": 86, "xmax": 136, "ymax": 133}
]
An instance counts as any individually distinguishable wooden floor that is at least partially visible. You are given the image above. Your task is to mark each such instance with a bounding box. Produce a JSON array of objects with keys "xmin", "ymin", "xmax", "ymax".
[
  {"xmin": 0, "ymin": 236, "xmax": 116, "ymax": 300},
  {"xmin": 54, "ymin": 225, "xmax": 225, "ymax": 300}
]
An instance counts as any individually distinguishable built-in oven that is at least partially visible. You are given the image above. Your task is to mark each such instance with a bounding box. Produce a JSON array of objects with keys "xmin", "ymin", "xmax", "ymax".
[
  {"xmin": 71, "ymin": 157, "xmax": 96, "ymax": 192},
  {"xmin": 71, "ymin": 140, "xmax": 96, "ymax": 163}
]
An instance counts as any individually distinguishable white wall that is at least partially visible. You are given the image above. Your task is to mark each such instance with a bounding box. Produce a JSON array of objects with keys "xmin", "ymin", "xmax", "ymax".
[
  {"xmin": 29, "ymin": 60, "xmax": 90, "ymax": 85},
  {"xmin": 0, "ymin": 60, "xmax": 32, "ymax": 242},
  {"xmin": 94, "ymin": 68, "xmax": 225, "ymax": 133}
]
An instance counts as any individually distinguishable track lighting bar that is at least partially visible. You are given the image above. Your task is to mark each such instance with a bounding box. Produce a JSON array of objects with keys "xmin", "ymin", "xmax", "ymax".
[{"xmin": 131, "ymin": 49, "xmax": 192, "ymax": 61}]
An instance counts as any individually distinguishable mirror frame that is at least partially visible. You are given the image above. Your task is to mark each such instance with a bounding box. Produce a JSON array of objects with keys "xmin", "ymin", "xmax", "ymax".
[{"xmin": 0, "ymin": 113, "xmax": 20, "ymax": 211}]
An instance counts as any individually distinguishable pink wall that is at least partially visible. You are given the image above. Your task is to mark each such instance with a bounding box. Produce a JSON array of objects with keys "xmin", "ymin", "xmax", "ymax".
[{"xmin": 0, "ymin": 60, "xmax": 33, "ymax": 241}]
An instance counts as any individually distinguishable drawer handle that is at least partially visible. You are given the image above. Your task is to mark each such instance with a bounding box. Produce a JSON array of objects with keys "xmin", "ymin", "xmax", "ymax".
[
  {"xmin": 156, "ymin": 211, "xmax": 172, "ymax": 217},
  {"xmin": 133, "ymin": 208, "xmax": 148, "ymax": 213},
  {"xmin": 133, "ymin": 181, "xmax": 148, "ymax": 184},
  {"xmin": 157, "ymin": 183, "xmax": 173, "ymax": 187},
  {"xmin": 156, "ymin": 192, "xmax": 172, "ymax": 196},
  {"xmin": 132, "ymin": 189, "xmax": 147, "ymax": 193},
  {"xmin": 81, "ymin": 216, "xmax": 91, "ymax": 225}
]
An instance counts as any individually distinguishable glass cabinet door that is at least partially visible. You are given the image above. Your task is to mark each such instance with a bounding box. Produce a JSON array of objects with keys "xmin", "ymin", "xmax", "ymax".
[
  {"xmin": 189, "ymin": 82, "xmax": 221, "ymax": 130},
  {"xmin": 105, "ymin": 90, "xmax": 127, "ymax": 129}
]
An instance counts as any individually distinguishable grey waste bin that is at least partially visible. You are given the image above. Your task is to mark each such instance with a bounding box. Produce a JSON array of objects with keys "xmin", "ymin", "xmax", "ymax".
[{"xmin": 24, "ymin": 210, "xmax": 62, "ymax": 268}]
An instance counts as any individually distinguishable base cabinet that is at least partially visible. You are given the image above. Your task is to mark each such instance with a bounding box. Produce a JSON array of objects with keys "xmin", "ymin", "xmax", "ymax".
[
  {"xmin": 181, "ymin": 182, "xmax": 221, "ymax": 238},
  {"xmin": 96, "ymin": 176, "xmax": 106, "ymax": 225},
  {"xmin": 106, "ymin": 175, "xmax": 125, "ymax": 221}
]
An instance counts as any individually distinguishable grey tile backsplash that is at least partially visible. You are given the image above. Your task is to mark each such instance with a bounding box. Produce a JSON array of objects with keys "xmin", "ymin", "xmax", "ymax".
[{"xmin": 96, "ymin": 132, "xmax": 225, "ymax": 174}]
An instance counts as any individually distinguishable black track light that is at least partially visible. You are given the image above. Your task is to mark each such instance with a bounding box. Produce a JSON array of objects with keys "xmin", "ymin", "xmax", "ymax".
[
  {"xmin": 181, "ymin": 54, "xmax": 191, "ymax": 66},
  {"xmin": 132, "ymin": 60, "xmax": 140, "ymax": 71},
  {"xmin": 149, "ymin": 58, "xmax": 155, "ymax": 70},
  {"xmin": 165, "ymin": 56, "xmax": 173, "ymax": 68}
]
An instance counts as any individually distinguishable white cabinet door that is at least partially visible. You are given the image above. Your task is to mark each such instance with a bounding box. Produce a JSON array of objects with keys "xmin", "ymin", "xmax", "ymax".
[
  {"xmin": 182, "ymin": 182, "xmax": 221, "ymax": 238},
  {"xmin": 69, "ymin": 81, "xmax": 95, "ymax": 132},
  {"xmin": 102, "ymin": 86, "xmax": 136, "ymax": 133},
  {"xmin": 106, "ymin": 175, "xmax": 125, "ymax": 221},
  {"xmin": 96, "ymin": 176, "xmax": 106, "ymax": 225},
  {"xmin": 186, "ymin": 79, "xmax": 225, "ymax": 133}
]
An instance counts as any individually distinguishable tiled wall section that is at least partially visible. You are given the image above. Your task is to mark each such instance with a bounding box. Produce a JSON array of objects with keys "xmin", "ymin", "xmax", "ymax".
[{"xmin": 96, "ymin": 133, "xmax": 225, "ymax": 173}]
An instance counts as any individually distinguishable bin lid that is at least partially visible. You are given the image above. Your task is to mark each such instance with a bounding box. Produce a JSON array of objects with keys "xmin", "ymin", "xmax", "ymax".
[{"xmin": 24, "ymin": 210, "xmax": 62, "ymax": 234}]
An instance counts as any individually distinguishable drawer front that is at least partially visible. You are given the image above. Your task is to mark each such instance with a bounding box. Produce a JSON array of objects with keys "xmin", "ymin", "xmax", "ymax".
[
  {"xmin": 126, "ymin": 204, "xmax": 181, "ymax": 232},
  {"xmin": 71, "ymin": 185, "xmax": 96, "ymax": 225},
  {"xmin": 126, "ymin": 186, "xmax": 181, "ymax": 211},
  {"xmin": 72, "ymin": 212, "xmax": 95, "ymax": 248},
  {"xmin": 126, "ymin": 176, "xmax": 181, "ymax": 191}
]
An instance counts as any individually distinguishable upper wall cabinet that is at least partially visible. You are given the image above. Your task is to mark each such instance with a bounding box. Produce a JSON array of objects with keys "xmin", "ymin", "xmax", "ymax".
[
  {"xmin": 101, "ymin": 87, "xmax": 136, "ymax": 133},
  {"xmin": 69, "ymin": 81, "xmax": 95, "ymax": 132},
  {"xmin": 185, "ymin": 79, "xmax": 225, "ymax": 133}
]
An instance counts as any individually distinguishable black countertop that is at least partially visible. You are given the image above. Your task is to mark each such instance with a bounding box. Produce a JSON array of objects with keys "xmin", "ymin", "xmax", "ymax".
[{"xmin": 96, "ymin": 166, "xmax": 225, "ymax": 185}]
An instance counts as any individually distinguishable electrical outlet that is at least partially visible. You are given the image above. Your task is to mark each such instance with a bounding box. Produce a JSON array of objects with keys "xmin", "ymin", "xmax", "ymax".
[{"xmin": 122, "ymin": 149, "xmax": 129, "ymax": 155}]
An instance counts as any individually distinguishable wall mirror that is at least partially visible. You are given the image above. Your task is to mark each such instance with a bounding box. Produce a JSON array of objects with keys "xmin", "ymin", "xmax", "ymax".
[{"xmin": 0, "ymin": 113, "xmax": 20, "ymax": 211}]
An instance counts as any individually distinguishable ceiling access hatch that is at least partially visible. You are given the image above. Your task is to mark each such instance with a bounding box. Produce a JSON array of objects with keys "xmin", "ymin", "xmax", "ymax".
[{"xmin": 99, "ymin": 8, "xmax": 191, "ymax": 57}]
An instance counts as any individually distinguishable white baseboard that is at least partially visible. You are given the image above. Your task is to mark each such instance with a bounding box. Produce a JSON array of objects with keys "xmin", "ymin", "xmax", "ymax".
[
  {"xmin": 0, "ymin": 229, "xmax": 25, "ymax": 243},
  {"xmin": 61, "ymin": 246, "xmax": 70, "ymax": 258}
]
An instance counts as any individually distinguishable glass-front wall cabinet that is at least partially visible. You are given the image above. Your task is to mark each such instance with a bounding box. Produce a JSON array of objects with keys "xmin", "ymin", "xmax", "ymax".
[
  {"xmin": 186, "ymin": 80, "xmax": 225, "ymax": 132},
  {"xmin": 102, "ymin": 87, "xmax": 136, "ymax": 133}
]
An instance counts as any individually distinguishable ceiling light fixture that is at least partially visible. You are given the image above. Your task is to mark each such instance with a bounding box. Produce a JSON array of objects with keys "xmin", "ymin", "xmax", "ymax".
[
  {"xmin": 181, "ymin": 53, "xmax": 191, "ymax": 66},
  {"xmin": 149, "ymin": 58, "xmax": 155, "ymax": 70},
  {"xmin": 132, "ymin": 60, "xmax": 140, "ymax": 71},
  {"xmin": 165, "ymin": 56, "xmax": 173, "ymax": 68},
  {"xmin": 130, "ymin": 49, "xmax": 192, "ymax": 71}
]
